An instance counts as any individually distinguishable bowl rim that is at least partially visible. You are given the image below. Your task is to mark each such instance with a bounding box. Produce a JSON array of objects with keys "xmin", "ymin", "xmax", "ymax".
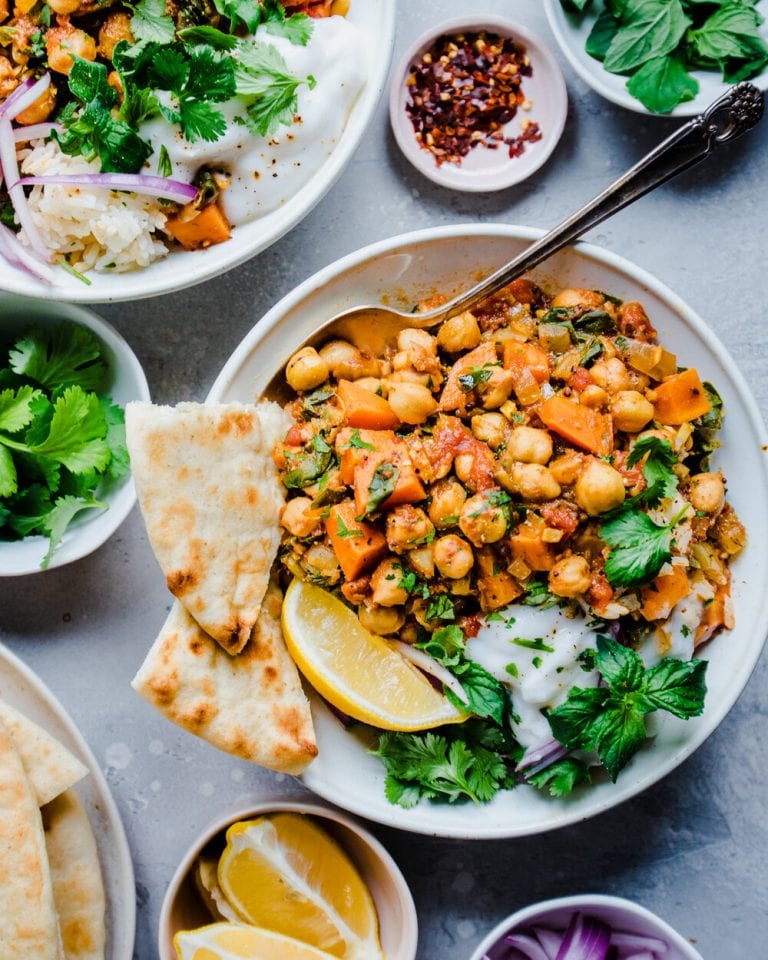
[
  {"xmin": 157, "ymin": 797, "xmax": 419, "ymax": 960},
  {"xmin": 209, "ymin": 222, "xmax": 768, "ymax": 839},
  {"xmin": 0, "ymin": 296, "xmax": 150, "ymax": 576},
  {"xmin": 0, "ymin": 0, "xmax": 397, "ymax": 303},
  {"xmin": 388, "ymin": 15, "xmax": 568, "ymax": 192},
  {"xmin": 468, "ymin": 893, "xmax": 704, "ymax": 960},
  {"xmin": 541, "ymin": 0, "xmax": 768, "ymax": 117}
]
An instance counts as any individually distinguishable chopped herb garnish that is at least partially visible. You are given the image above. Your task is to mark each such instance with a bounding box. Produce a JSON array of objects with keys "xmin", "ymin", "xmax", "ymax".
[{"xmin": 511, "ymin": 637, "xmax": 555, "ymax": 653}]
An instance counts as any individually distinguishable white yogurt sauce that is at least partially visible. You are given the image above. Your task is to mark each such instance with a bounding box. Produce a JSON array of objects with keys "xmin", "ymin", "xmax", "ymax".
[{"xmin": 139, "ymin": 16, "xmax": 366, "ymax": 226}]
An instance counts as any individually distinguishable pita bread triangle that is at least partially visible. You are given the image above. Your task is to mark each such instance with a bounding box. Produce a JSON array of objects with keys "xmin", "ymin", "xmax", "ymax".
[
  {"xmin": 125, "ymin": 400, "xmax": 291, "ymax": 655},
  {"xmin": 132, "ymin": 579, "xmax": 317, "ymax": 775}
]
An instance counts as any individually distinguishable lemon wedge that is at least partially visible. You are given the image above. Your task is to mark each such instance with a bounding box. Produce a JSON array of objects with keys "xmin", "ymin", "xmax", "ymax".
[
  {"xmin": 173, "ymin": 922, "xmax": 339, "ymax": 960},
  {"xmin": 281, "ymin": 579, "xmax": 464, "ymax": 730},
  {"xmin": 217, "ymin": 814, "xmax": 382, "ymax": 960}
]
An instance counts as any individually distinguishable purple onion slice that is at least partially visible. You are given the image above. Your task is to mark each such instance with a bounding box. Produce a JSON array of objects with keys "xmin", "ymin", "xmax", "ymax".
[
  {"xmin": 0, "ymin": 223, "xmax": 54, "ymax": 283},
  {"xmin": 0, "ymin": 120, "xmax": 51, "ymax": 263},
  {"xmin": 554, "ymin": 913, "xmax": 611, "ymax": 960},
  {"xmin": 610, "ymin": 932, "xmax": 668, "ymax": 955},
  {"xmin": 15, "ymin": 172, "xmax": 198, "ymax": 204},
  {"xmin": 13, "ymin": 121, "xmax": 62, "ymax": 142}
]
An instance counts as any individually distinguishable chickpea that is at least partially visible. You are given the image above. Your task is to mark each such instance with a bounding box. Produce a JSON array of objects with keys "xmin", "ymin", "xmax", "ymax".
[
  {"xmin": 319, "ymin": 340, "xmax": 379, "ymax": 381},
  {"xmin": 478, "ymin": 367, "xmax": 515, "ymax": 409},
  {"xmin": 434, "ymin": 535, "xmax": 474, "ymax": 579},
  {"xmin": 408, "ymin": 543, "xmax": 435, "ymax": 579},
  {"xmin": 459, "ymin": 492, "xmax": 508, "ymax": 546},
  {"xmin": 397, "ymin": 327, "xmax": 436, "ymax": 356},
  {"xmin": 611, "ymin": 390, "xmax": 655, "ymax": 434},
  {"xmin": 510, "ymin": 463, "xmax": 562, "ymax": 501},
  {"xmin": 285, "ymin": 346, "xmax": 329, "ymax": 393},
  {"xmin": 0, "ymin": 58, "xmax": 17, "ymax": 100},
  {"xmin": 354, "ymin": 376, "xmax": 382, "ymax": 394},
  {"xmin": 303, "ymin": 543, "xmax": 341, "ymax": 586},
  {"xmin": 454, "ymin": 453, "xmax": 475, "ymax": 486},
  {"xmin": 48, "ymin": 0, "xmax": 83, "ymax": 13},
  {"xmin": 589, "ymin": 357, "xmax": 630, "ymax": 395},
  {"xmin": 436, "ymin": 311, "xmax": 481, "ymax": 353},
  {"xmin": 0, "ymin": 0, "xmax": 8, "ymax": 22},
  {"xmin": 506, "ymin": 426, "xmax": 553, "ymax": 465},
  {"xmin": 14, "ymin": 84, "xmax": 56, "ymax": 125},
  {"xmin": 471, "ymin": 412, "xmax": 508, "ymax": 450},
  {"xmin": 98, "ymin": 12, "xmax": 133, "ymax": 61},
  {"xmin": 387, "ymin": 381, "xmax": 438, "ymax": 425},
  {"xmin": 689, "ymin": 472, "xmax": 725, "ymax": 514},
  {"xmin": 549, "ymin": 555, "xmax": 592, "ymax": 598},
  {"xmin": 280, "ymin": 497, "xmax": 320, "ymax": 538},
  {"xmin": 549, "ymin": 453, "xmax": 583, "ymax": 486},
  {"xmin": 358, "ymin": 604, "xmax": 404, "ymax": 636},
  {"xmin": 580, "ymin": 384, "xmax": 609, "ymax": 409},
  {"xmin": 428, "ymin": 479, "xmax": 466, "ymax": 528},
  {"xmin": 387, "ymin": 369, "xmax": 433, "ymax": 389},
  {"xmin": 370, "ymin": 558, "xmax": 408, "ymax": 607},
  {"xmin": 47, "ymin": 26, "xmax": 97, "ymax": 75},
  {"xmin": 386, "ymin": 505, "xmax": 434, "ymax": 553},
  {"xmin": 551, "ymin": 288, "xmax": 605, "ymax": 310},
  {"xmin": 575, "ymin": 459, "xmax": 626, "ymax": 516}
]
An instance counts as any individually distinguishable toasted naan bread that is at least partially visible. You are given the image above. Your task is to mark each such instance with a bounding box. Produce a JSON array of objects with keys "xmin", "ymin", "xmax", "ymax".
[
  {"xmin": 0, "ymin": 721, "xmax": 62, "ymax": 960},
  {"xmin": 132, "ymin": 580, "xmax": 317, "ymax": 775},
  {"xmin": 126, "ymin": 400, "xmax": 291, "ymax": 655},
  {"xmin": 42, "ymin": 791, "xmax": 105, "ymax": 960},
  {"xmin": 0, "ymin": 699, "xmax": 87, "ymax": 807}
]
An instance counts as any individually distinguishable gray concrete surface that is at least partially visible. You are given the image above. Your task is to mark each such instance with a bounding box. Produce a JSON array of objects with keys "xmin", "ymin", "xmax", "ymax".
[{"xmin": 1, "ymin": 1, "xmax": 767, "ymax": 956}]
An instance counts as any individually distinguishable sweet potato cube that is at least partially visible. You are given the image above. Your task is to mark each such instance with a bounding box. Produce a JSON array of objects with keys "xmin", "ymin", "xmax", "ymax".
[
  {"xmin": 325, "ymin": 501, "xmax": 387, "ymax": 580},
  {"xmin": 653, "ymin": 369, "xmax": 712, "ymax": 425},
  {"xmin": 337, "ymin": 380, "xmax": 400, "ymax": 430},
  {"xmin": 165, "ymin": 203, "xmax": 231, "ymax": 251},
  {"xmin": 538, "ymin": 395, "xmax": 613, "ymax": 456}
]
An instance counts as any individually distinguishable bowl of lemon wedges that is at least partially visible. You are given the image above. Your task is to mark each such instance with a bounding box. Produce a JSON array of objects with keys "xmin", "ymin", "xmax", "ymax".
[{"xmin": 159, "ymin": 798, "xmax": 418, "ymax": 960}]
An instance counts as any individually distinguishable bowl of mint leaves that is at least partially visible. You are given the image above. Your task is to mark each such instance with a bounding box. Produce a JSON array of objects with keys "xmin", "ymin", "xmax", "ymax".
[
  {"xmin": 0, "ymin": 297, "xmax": 150, "ymax": 574},
  {"xmin": 544, "ymin": 0, "xmax": 768, "ymax": 115}
]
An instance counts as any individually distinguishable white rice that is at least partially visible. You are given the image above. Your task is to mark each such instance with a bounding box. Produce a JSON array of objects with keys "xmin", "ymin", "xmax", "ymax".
[{"xmin": 19, "ymin": 139, "xmax": 169, "ymax": 272}]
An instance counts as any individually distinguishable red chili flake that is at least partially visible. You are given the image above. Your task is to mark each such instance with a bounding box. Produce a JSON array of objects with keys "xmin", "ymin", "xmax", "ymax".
[{"xmin": 405, "ymin": 31, "xmax": 542, "ymax": 166}]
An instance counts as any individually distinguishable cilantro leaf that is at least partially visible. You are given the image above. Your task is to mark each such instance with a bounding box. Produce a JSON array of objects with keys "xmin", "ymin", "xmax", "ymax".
[
  {"xmin": 360, "ymin": 461, "xmax": 399, "ymax": 518},
  {"xmin": 130, "ymin": 0, "xmax": 176, "ymax": 43},
  {"xmin": 179, "ymin": 99, "xmax": 228, "ymax": 142},
  {"xmin": 178, "ymin": 25, "xmax": 238, "ymax": 49},
  {"xmin": 521, "ymin": 576, "xmax": 563, "ymax": 609},
  {"xmin": 120, "ymin": 83, "xmax": 161, "ymax": 127},
  {"xmin": 262, "ymin": 0, "xmax": 314, "ymax": 45},
  {"xmin": 40, "ymin": 494, "xmax": 106, "ymax": 569},
  {"xmin": 214, "ymin": 0, "xmax": 262, "ymax": 33},
  {"xmin": 600, "ymin": 508, "xmax": 674, "ymax": 587},
  {"xmin": 185, "ymin": 45, "xmax": 237, "ymax": 102},
  {"xmin": 0, "ymin": 385, "xmax": 43, "ymax": 434},
  {"xmin": 527, "ymin": 757, "xmax": 591, "ymax": 797},
  {"xmin": 627, "ymin": 435, "xmax": 679, "ymax": 506},
  {"xmin": 236, "ymin": 41, "xmax": 316, "ymax": 137},
  {"xmin": 0, "ymin": 446, "xmax": 17, "ymax": 498},
  {"xmin": 56, "ymin": 97, "xmax": 152, "ymax": 174},
  {"xmin": 101, "ymin": 400, "xmax": 130, "ymax": 482},
  {"xmin": 426, "ymin": 593, "xmax": 455, "ymax": 622},
  {"xmin": 344, "ymin": 430, "xmax": 376, "ymax": 451},
  {"xmin": 25, "ymin": 387, "xmax": 110, "ymax": 474},
  {"xmin": 418, "ymin": 624, "xmax": 464, "ymax": 667},
  {"xmin": 149, "ymin": 47, "xmax": 190, "ymax": 90},
  {"xmin": 9, "ymin": 323, "xmax": 108, "ymax": 394}
]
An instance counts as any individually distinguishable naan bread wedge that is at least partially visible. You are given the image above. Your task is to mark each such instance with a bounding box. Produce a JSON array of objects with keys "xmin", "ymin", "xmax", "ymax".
[
  {"xmin": 0, "ymin": 720, "xmax": 62, "ymax": 960},
  {"xmin": 132, "ymin": 580, "xmax": 317, "ymax": 775},
  {"xmin": 42, "ymin": 791, "xmax": 105, "ymax": 960},
  {"xmin": 0, "ymin": 699, "xmax": 87, "ymax": 807},
  {"xmin": 126, "ymin": 400, "xmax": 291, "ymax": 655}
]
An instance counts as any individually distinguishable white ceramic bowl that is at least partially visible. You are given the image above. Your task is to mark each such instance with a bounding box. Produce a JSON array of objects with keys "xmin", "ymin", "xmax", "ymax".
[
  {"xmin": 0, "ymin": 1, "xmax": 395, "ymax": 303},
  {"xmin": 158, "ymin": 798, "xmax": 418, "ymax": 960},
  {"xmin": 0, "ymin": 295, "xmax": 150, "ymax": 575},
  {"xmin": 543, "ymin": 0, "xmax": 768, "ymax": 117},
  {"xmin": 209, "ymin": 224, "xmax": 768, "ymax": 839},
  {"xmin": 469, "ymin": 894, "xmax": 703, "ymax": 960},
  {"xmin": 389, "ymin": 17, "xmax": 567, "ymax": 191}
]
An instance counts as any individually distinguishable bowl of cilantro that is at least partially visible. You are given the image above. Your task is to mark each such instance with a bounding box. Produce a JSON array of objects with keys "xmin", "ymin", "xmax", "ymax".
[
  {"xmin": 543, "ymin": 0, "xmax": 768, "ymax": 116},
  {"xmin": 0, "ymin": 295, "xmax": 150, "ymax": 575}
]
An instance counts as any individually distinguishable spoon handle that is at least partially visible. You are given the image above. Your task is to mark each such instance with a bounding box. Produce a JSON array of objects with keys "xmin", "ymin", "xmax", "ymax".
[{"xmin": 437, "ymin": 82, "xmax": 764, "ymax": 321}]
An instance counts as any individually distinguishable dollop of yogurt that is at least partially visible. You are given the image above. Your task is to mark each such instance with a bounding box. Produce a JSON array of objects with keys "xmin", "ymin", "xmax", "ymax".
[{"xmin": 140, "ymin": 16, "xmax": 366, "ymax": 226}]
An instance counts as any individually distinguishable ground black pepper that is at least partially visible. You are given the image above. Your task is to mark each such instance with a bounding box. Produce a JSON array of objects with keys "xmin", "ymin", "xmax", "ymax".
[{"xmin": 405, "ymin": 30, "xmax": 542, "ymax": 166}]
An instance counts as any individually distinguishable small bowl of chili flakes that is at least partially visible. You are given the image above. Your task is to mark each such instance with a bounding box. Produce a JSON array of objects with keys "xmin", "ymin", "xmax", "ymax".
[{"xmin": 390, "ymin": 16, "xmax": 568, "ymax": 192}]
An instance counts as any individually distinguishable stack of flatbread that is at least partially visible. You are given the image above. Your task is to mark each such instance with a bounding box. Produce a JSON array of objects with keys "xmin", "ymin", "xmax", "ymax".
[
  {"xmin": 0, "ymin": 698, "xmax": 105, "ymax": 960},
  {"xmin": 126, "ymin": 401, "xmax": 318, "ymax": 775}
]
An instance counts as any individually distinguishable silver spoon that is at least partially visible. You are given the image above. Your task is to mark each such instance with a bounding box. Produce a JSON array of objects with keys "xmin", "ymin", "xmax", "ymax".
[{"xmin": 272, "ymin": 82, "xmax": 763, "ymax": 369}]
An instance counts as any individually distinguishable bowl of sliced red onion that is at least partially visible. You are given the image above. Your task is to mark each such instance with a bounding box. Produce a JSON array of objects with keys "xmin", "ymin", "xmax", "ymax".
[{"xmin": 469, "ymin": 894, "xmax": 703, "ymax": 960}]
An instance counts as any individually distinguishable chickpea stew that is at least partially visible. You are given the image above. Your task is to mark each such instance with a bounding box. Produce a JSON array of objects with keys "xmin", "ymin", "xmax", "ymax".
[{"xmin": 274, "ymin": 277, "xmax": 745, "ymax": 805}]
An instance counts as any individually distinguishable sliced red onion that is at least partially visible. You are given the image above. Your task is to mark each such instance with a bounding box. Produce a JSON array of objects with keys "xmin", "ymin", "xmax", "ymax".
[
  {"xmin": 555, "ymin": 913, "xmax": 611, "ymax": 960},
  {"xmin": 16, "ymin": 172, "xmax": 198, "ymax": 203},
  {"xmin": 504, "ymin": 934, "xmax": 552, "ymax": 960},
  {"xmin": 533, "ymin": 927, "xmax": 562, "ymax": 960},
  {"xmin": 0, "ymin": 223, "xmax": 54, "ymax": 284},
  {"xmin": 0, "ymin": 118, "xmax": 51, "ymax": 261},
  {"xmin": 393, "ymin": 640, "xmax": 469, "ymax": 705},
  {"xmin": 619, "ymin": 953, "xmax": 655, "ymax": 960},
  {"xmin": 610, "ymin": 932, "xmax": 668, "ymax": 955},
  {"xmin": 3, "ymin": 74, "xmax": 51, "ymax": 122},
  {"xmin": 13, "ymin": 121, "xmax": 62, "ymax": 142},
  {"xmin": 517, "ymin": 738, "xmax": 568, "ymax": 775}
]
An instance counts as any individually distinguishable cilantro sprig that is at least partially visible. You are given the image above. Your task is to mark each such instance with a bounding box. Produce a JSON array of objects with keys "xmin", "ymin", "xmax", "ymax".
[
  {"xmin": 547, "ymin": 634, "xmax": 707, "ymax": 781},
  {"xmin": 600, "ymin": 503, "xmax": 689, "ymax": 588},
  {"xmin": 0, "ymin": 324, "xmax": 129, "ymax": 567}
]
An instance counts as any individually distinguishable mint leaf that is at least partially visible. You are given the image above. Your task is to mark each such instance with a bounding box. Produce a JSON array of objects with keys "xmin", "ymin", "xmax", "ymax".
[
  {"xmin": 445, "ymin": 660, "xmax": 507, "ymax": 726},
  {"xmin": 418, "ymin": 624, "xmax": 465, "ymax": 667},
  {"xmin": 528, "ymin": 757, "xmax": 591, "ymax": 797},
  {"xmin": 67, "ymin": 57, "xmax": 117, "ymax": 106},
  {"xmin": 130, "ymin": 0, "xmax": 176, "ymax": 43},
  {"xmin": 9, "ymin": 323, "xmax": 108, "ymax": 393},
  {"xmin": 590, "ymin": 699, "xmax": 648, "ymax": 781},
  {"xmin": 688, "ymin": 2, "xmax": 768, "ymax": 63},
  {"xmin": 0, "ymin": 385, "xmax": 43, "ymax": 433},
  {"xmin": 595, "ymin": 633, "xmax": 644, "ymax": 691},
  {"xmin": 547, "ymin": 686, "xmax": 609, "ymax": 749},
  {"xmin": 637, "ymin": 657, "xmax": 707, "ymax": 718},
  {"xmin": 604, "ymin": 0, "xmax": 691, "ymax": 73},
  {"xmin": 626, "ymin": 55, "xmax": 698, "ymax": 114},
  {"xmin": 586, "ymin": 8, "xmax": 622, "ymax": 60}
]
